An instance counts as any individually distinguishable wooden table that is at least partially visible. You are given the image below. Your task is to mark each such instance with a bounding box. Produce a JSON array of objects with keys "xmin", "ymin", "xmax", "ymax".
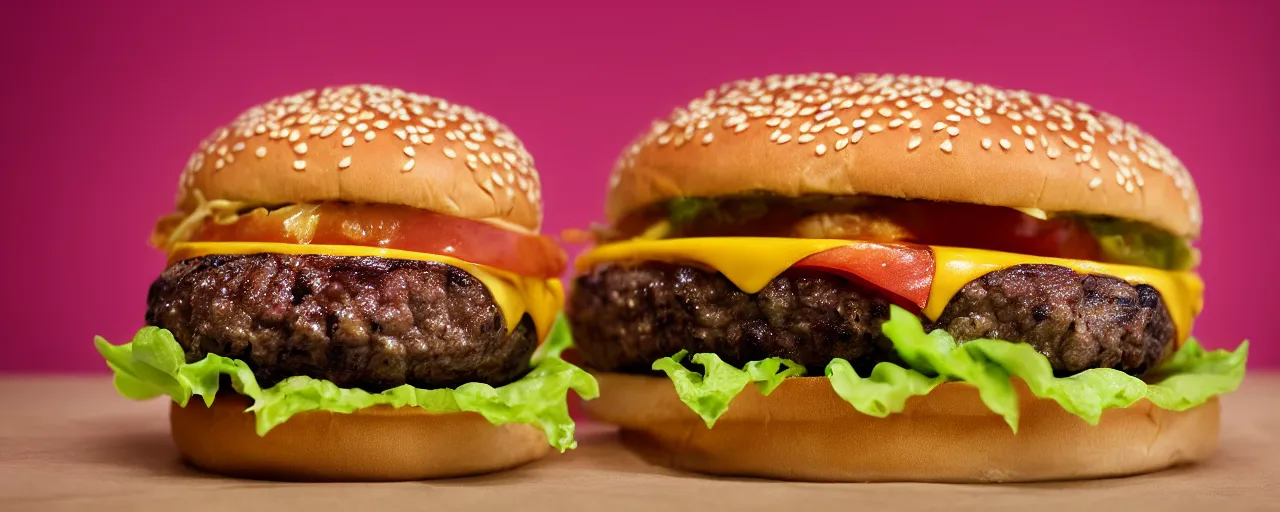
[{"xmin": 2, "ymin": 375, "xmax": 1277, "ymax": 511}]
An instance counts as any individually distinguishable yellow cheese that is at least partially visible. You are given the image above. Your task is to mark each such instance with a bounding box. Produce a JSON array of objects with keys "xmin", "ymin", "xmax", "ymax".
[
  {"xmin": 170, "ymin": 242, "xmax": 563, "ymax": 341},
  {"xmin": 577, "ymin": 238, "xmax": 1203, "ymax": 344}
]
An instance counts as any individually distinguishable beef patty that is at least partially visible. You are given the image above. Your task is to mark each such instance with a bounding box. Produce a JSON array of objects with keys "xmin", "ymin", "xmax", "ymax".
[
  {"xmin": 146, "ymin": 253, "xmax": 537, "ymax": 391},
  {"xmin": 567, "ymin": 263, "xmax": 1175, "ymax": 376}
]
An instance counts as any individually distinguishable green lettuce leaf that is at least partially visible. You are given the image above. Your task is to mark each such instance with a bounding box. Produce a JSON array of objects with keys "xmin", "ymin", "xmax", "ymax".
[
  {"xmin": 652, "ymin": 350, "xmax": 805, "ymax": 427},
  {"xmin": 825, "ymin": 359, "xmax": 946, "ymax": 418},
  {"xmin": 93, "ymin": 316, "xmax": 599, "ymax": 452},
  {"xmin": 653, "ymin": 305, "xmax": 1248, "ymax": 430}
]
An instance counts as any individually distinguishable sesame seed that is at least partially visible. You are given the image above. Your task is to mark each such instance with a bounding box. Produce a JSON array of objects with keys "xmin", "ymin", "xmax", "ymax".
[
  {"xmin": 734, "ymin": 123, "xmax": 749, "ymax": 133},
  {"xmin": 908, "ymin": 136, "xmax": 922, "ymax": 150},
  {"xmin": 835, "ymin": 138, "xmax": 849, "ymax": 151},
  {"xmin": 777, "ymin": 134, "xmax": 793, "ymax": 144},
  {"xmin": 292, "ymin": 160, "xmax": 306, "ymax": 171},
  {"xmin": 945, "ymin": 114, "xmax": 961, "ymax": 122},
  {"xmin": 364, "ymin": 131, "xmax": 375, "ymax": 142},
  {"xmin": 1012, "ymin": 125, "xmax": 1023, "ymax": 135},
  {"xmin": 404, "ymin": 146, "xmax": 416, "ymax": 157},
  {"xmin": 1089, "ymin": 176, "xmax": 1103, "ymax": 189},
  {"xmin": 288, "ymin": 131, "xmax": 301, "ymax": 142},
  {"xmin": 835, "ymin": 126, "xmax": 851, "ymax": 135},
  {"xmin": 231, "ymin": 142, "xmax": 245, "ymax": 152},
  {"xmin": 878, "ymin": 107, "xmax": 893, "ymax": 117},
  {"xmin": 1024, "ymin": 138, "xmax": 1035, "ymax": 152},
  {"xmin": 702, "ymin": 132, "xmax": 715, "ymax": 144},
  {"xmin": 982, "ymin": 138, "xmax": 993, "ymax": 150},
  {"xmin": 798, "ymin": 133, "xmax": 816, "ymax": 143},
  {"xmin": 402, "ymin": 159, "xmax": 415, "ymax": 172},
  {"xmin": 977, "ymin": 116, "xmax": 991, "ymax": 125},
  {"xmin": 815, "ymin": 144, "xmax": 827, "ymax": 156},
  {"xmin": 999, "ymin": 139, "xmax": 1012, "ymax": 150},
  {"xmin": 946, "ymin": 126, "xmax": 960, "ymax": 136},
  {"xmin": 342, "ymin": 136, "xmax": 355, "ymax": 147},
  {"xmin": 394, "ymin": 128, "xmax": 407, "ymax": 140},
  {"xmin": 214, "ymin": 159, "xmax": 225, "ymax": 170},
  {"xmin": 320, "ymin": 125, "xmax": 338, "ymax": 138},
  {"xmin": 1116, "ymin": 172, "xmax": 1126, "ymax": 185},
  {"xmin": 940, "ymin": 139, "xmax": 954, "ymax": 153},
  {"xmin": 860, "ymin": 108, "xmax": 874, "ymax": 118},
  {"xmin": 1090, "ymin": 158, "xmax": 1101, "ymax": 170},
  {"xmin": 908, "ymin": 119, "xmax": 923, "ymax": 130},
  {"xmin": 338, "ymin": 156, "xmax": 351, "ymax": 169},
  {"xmin": 868, "ymin": 124, "xmax": 883, "ymax": 133},
  {"xmin": 293, "ymin": 142, "xmax": 307, "ymax": 154},
  {"xmin": 850, "ymin": 130, "xmax": 864, "ymax": 143},
  {"xmin": 373, "ymin": 120, "xmax": 390, "ymax": 130},
  {"xmin": 254, "ymin": 147, "xmax": 266, "ymax": 158},
  {"xmin": 1047, "ymin": 147, "xmax": 1061, "ymax": 159},
  {"xmin": 444, "ymin": 147, "xmax": 457, "ymax": 158},
  {"xmin": 852, "ymin": 119, "xmax": 867, "ymax": 129},
  {"xmin": 889, "ymin": 119, "xmax": 904, "ymax": 128},
  {"xmin": 933, "ymin": 122, "xmax": 947, "ymax": 132}
]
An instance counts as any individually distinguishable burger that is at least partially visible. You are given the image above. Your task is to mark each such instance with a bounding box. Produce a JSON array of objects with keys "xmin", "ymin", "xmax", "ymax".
[
  {"xmin": 93, "ymin": 85, "xmax": 597, "ymax": 481},
  {"xmin": 568, "ymin": 73, "xmax": 1247, "ymax": 482}
]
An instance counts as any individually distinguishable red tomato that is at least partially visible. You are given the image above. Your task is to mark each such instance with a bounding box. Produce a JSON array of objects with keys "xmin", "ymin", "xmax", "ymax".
[
  {"xmin": 192, "ymin": 203, "xmax": 567, "ymax": 278},
  {"xmin": 792, "ymin": 242, "xmax": 935, "ymax": 310}
]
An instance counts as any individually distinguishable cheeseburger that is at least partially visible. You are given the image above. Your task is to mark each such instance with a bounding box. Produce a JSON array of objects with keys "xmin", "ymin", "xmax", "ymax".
[
  {"xmin": 569, "ymin": 73, "xmax": 1247, "ymax": 482},
  {"xmin": 94, "ymin": 85, "xmax": 597, "ymax": 481}
]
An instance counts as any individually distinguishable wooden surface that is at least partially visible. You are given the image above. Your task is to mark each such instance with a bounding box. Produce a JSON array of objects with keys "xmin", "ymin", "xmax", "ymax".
[{"xmin": 1, "ymin": 375, "xmax": 1277, "ymax": 511}]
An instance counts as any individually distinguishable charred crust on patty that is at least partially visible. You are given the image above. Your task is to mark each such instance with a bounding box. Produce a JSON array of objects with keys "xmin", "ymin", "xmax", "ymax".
[
  {"xmin": 146, "ymin": 253, "xmax": 537, "ymax": 391},
  {"xmin": 568, "ymin": 263, "xmax": 1175, "ymax": 376}
]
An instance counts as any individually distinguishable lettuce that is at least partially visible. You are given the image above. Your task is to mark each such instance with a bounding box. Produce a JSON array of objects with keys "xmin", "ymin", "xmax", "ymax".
[
  {"xmin": 94, "ymin": 316, "xmax": 599, "ymax": 452},
  {"xmin": 651, "ymin": 351, "xmax": 804, "ymax": 427},
  {"xmin": 655, "ymin": 306, "xmax": 1247, "ymax": 429}
]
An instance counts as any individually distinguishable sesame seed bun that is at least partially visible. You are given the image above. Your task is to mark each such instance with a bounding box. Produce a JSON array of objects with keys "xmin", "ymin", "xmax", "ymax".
[
  {"xmin": 585, "ymin": 373, "xmax": 1220, "ymax": 483},
  {"xmin": 608, "ymin": 73, "xmax": 1201, "ymax": 238},
  {"xmin": 174, "ymin": 85, "xmax": 544, "ymax": 232},
  {"xmin": 170, "ymin": 394, "xmax": 550, "ymax": 481}
]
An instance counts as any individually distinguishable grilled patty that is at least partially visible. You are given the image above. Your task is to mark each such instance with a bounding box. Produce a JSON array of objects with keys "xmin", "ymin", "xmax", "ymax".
[
  {"xmin": 567, "ymin": 263, "xmax": 1175, "ymax": 376},
  {"xmin": 146, "ymin": 253, "xmax": 537, "ymax": 391}
]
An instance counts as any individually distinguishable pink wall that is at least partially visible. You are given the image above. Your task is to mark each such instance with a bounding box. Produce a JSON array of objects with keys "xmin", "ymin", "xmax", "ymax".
[{"xmin": 0, "ymin": 2, "xmax": 1276, "ymax": 373}]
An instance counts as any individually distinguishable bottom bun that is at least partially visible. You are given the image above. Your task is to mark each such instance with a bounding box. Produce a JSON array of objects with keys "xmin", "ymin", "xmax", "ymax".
[
  {"xmin": 171, "ymin": 393, "xmax": 550, "ymax": 481},
  {"xmin": 585, "ymin": 373, "xmax": 1220, "ymax": 483}
]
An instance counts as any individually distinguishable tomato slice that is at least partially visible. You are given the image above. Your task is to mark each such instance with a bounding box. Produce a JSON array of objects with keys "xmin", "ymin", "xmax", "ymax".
[
  {"xmin": 191, "ymin": 203, "xmax": 567, "ymax": 278},
  {"xmin": 792, "ymin": 242, "xmax": 935, "ymax": 310}
]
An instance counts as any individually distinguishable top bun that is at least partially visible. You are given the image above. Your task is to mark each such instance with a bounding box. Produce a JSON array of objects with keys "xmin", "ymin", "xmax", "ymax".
[
  {"xmin": 609, "ymin": 73, "xmax": 1201, "ymax": 238},
  {"xmin": 173, "ymin": 85, "xmax": 544, "ymax": 232}
]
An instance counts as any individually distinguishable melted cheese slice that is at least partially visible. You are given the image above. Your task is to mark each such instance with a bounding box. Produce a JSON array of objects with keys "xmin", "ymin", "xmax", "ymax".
[
  {"xmin": 576, "ymin": 238, "xmax": 1204, "ymax": 344},
  {"xmin": 170, "ymin": 242, "xmax": 563, "ymax": 341}
]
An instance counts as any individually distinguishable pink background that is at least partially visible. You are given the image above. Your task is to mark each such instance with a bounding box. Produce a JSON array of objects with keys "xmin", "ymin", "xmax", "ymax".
[{"xmin": 0, "ymin": 2, "xmax": 1276, "ymax": 373}]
